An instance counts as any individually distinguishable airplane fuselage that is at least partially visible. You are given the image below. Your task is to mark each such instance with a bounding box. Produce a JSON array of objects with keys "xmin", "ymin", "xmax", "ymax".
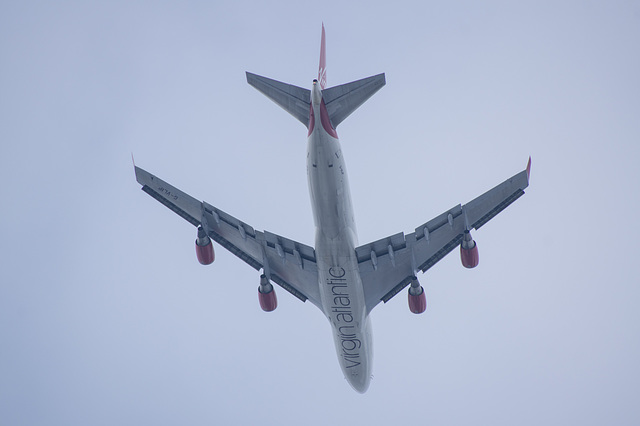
[{"xmin": 307, "ymin": 82, "xmax": 372, "ymax": 393}]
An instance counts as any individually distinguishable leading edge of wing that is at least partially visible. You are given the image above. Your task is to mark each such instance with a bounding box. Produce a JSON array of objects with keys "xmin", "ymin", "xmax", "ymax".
[{"xmin": 134, "ymin": 165, "xmax": 323, "ymax": 308}]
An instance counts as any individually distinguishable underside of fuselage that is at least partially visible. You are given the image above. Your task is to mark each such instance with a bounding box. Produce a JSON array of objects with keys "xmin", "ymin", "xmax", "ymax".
[{"xmin": 307, "ymin": 82, "xmax": 372, "ymax": 393}]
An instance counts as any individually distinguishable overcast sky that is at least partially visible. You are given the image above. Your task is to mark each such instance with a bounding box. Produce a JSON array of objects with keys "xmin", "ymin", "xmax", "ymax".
[{"xmin": 2, "ymin": 1, "xmax": 639, "ymax": 425}]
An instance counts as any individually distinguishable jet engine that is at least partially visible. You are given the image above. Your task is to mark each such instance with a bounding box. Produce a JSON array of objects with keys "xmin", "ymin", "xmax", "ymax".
[
  {"xmin": 195, "ymin": 226, "xmax": 215, "ymax": 265},
  {"xmin": 460, "ymin": 231, "xmax": 479, "ymax": 268},
  {"xmin": 407, "ymin": 276, "xmax": 426, "ymax": 314},
  {"xmin": 258, "ymin": 274, "xmax": 278, "ymax": 312}
]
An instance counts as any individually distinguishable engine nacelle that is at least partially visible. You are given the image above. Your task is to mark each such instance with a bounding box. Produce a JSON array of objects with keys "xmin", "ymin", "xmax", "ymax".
[
  {"xmin": 460, "ymin": 231, "xmax": 479, "ymax": 269},
  {"xmin": 407, "ymin": 276, "xmax": 426, "ymax": 314},
  {"xmin": 195, "ymin": 226, "xmax": 215, "ymax": 265},
  {"xmin": 258, "ymin": 274, "xmax": 278, "ymax": 312}
]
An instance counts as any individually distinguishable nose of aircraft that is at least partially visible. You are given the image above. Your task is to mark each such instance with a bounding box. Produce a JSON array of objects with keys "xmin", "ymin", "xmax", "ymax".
[{"xmin": 346, "ymin": 369, "xmax": 371, "ymax": 394}]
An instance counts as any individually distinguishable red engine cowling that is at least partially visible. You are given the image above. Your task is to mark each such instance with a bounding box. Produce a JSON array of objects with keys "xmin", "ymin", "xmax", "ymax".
[
  {"xmin": 195, "ymin": 226, "xmax": 215, "ymax": 265},
  {"xmin": 258, "ymin": 274, "xmax": 278, "ymax": 312},
  {"xmin": 460, "ymin": 232, "xmax": 479, "ymax": 269},
  {"xmin": 407, "ymin": 276, "xmax": 427, "ymax": 314}
]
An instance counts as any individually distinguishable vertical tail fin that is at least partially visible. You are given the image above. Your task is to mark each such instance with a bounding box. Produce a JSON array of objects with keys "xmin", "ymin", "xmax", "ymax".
[
  {"xmin": 247, "ymin": 24, "xmax": 385, "ymax": 129},
  {"xmin": 318, "ymin": 23, "xmax": 327, "ymax": 89}
]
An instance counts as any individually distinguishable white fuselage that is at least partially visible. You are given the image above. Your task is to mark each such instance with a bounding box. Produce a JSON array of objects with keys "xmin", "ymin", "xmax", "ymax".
[{"xmin": 307, "ymin": 82, "xmax": 372, "ymax": 393}]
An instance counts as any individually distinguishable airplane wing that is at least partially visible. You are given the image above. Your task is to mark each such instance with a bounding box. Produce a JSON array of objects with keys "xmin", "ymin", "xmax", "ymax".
[
  {"xmin": 356, "ymin": 159, "xmax": 531, "ymax": 314},
  {"xmin": 134, "ymin": 166, "xmax": 323, "ymax": 309}
]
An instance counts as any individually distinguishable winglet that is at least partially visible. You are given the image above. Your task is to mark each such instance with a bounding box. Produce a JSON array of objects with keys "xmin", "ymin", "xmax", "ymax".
[
  {"xmin": 318, "ymin": 23, "xmax": 327, "ymax": 89},
  {"xmin": 526, "ymin": 156, "xmax": 532, "ymax": 182},
  {"xmin": 131, "ymin": 153, "xmax": 137, "ymax": 178}
]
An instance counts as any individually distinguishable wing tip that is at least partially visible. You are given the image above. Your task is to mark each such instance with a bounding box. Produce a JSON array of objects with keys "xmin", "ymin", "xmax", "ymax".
[
  {"xmin": 526, "ymin": 156, "xmax": 532, "ymax": 182},
  {"xmin": 131, "ymin": 153, "xmax": 139, "ymax": 181}
]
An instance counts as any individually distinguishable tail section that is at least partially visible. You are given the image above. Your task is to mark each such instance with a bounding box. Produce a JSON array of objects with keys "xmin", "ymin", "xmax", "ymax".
[
  {"xmin": 246, "ymin": 72, "xmax": 311, "ymax": 127},
  {"xmin": 322, "ymin": 73, "xmax": 385, "ymax": 127},
  {"xmin": 246, "ymin": 24, "xmax": 385, "ymax": 130}
]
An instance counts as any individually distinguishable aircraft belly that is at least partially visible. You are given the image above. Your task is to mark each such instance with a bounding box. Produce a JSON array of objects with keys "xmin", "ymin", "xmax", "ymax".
[
  {"xmin": 316, "ymin": 248, "xmax": 372, "ymax": 393},
  {"xmin": 308, "ymin": 106, "xmax": 371, "ymax": 392},
  {"xmin": 307, "ymin": 120, "xmax": 357, "ymax": 239}
]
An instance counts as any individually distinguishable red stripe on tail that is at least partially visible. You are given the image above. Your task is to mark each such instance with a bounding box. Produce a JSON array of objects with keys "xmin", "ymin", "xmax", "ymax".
[{"xmin": 318, "ymin": 23, "xmax": 327, "ymax": 89}]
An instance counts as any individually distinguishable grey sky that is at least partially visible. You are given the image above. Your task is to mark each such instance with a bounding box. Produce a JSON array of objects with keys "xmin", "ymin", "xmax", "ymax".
[{"xmin": 1, "ymin": 1, "xmax": 639, "ymax": 425}]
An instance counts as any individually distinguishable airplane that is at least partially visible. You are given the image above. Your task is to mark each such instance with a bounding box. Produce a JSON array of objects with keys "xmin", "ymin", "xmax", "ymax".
[{"xmin": 134, "ymin": 24, "xmax": 531, "ymax": 393}]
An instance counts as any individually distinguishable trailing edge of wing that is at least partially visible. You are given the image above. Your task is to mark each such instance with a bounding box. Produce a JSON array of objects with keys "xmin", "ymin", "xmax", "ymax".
[{"xmin": 246, "ymin": 72, "xmax": 311, "ymax": 127}]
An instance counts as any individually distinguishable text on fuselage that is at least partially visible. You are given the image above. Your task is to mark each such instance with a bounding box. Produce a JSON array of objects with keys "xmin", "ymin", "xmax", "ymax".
[{"xmin": 328, "ymin": 267, "xmax": 361, "ymax": 369}]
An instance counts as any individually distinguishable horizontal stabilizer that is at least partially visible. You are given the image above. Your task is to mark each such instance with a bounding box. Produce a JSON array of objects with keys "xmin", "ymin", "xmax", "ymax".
[
  {"xmin": 322, "ymin": 73, "xmax": 386, "ymax": 127},
  {"xmin": 246, "ymin": 72, "xmax": 311, "ymax": 127}
]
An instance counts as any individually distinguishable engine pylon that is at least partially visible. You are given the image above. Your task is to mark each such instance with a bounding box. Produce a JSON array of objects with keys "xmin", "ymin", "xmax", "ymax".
[
  {"xmin": 258, "ymin": 274, "xmax": 278, "ymax": 312},
  {"xmin": 195, "ymin": 226, "xmax": 215, "ymax": 265},
  {"xmin": 460, "ymin": 231, "xmax": 479, "ymax": 268},
  {"xmin": 407, "ymin": 276, "xmax": 426, "ymax": 314}
]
